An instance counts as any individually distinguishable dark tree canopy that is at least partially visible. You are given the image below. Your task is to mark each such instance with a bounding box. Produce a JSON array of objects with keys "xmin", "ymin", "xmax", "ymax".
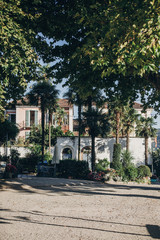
[
  {"xmin": 0, "ymin": 120, "xmax": 19, "ymax": 144},
  {"xmin": 29, "ymin": 0, "xmax": 160, "ymax": 110},
  {"xmin": 0, "ymin": 0, "xmax": 44, "ymax": 117},
  {"xmin": 1, "ymin": 1, "xmax": 160, "ymax": 115}
]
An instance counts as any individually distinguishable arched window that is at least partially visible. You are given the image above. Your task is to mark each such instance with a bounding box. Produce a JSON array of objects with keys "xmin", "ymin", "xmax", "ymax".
[{"xmin": 62, "ymin": 148, "xmax": 72, "ymax": 160}]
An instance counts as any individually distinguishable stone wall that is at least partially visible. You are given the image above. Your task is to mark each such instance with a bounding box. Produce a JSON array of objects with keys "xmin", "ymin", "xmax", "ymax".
[
  {"xmin": 54, "ymin": 136, "xmax": 153, "ymax": 166},
  {"xmin": 0, "ymin": 137, "xmax": 153, "ymax": 167}
]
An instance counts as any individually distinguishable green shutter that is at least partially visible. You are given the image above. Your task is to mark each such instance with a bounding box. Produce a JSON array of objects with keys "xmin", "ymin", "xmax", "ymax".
[
  {"xmin": 35, "ymin": 110, "xmax": 38, "ymax": 126},
  {"xmin": 25, "ymin": 110, "xmax": 30, "ymax": 127}
]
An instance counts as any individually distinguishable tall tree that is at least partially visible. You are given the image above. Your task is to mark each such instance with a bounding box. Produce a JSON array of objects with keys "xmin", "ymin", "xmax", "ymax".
[
  {"xmin": 108, "ymin": 98, "xmax": 125, "ymax": 144},
  {"xmin": 136, "ymin": 117, "xmax": 157, "ymax": 165},
  {"xmin": 0, "ymin": 0, "xmax": 40, "ymax": 117},
  {"xmin": 122, "ymin": 104, "xmax": 140, "ymax": 151},
  {"xmin": 82, "ymin": 108, "xmax": 110, "ymax": 172},
  {"xmin": 27, "ymin": 80, "xmax": 59, "ymax": 161},
  {"xmin": 22, "ymin": 0, "xmax": 160, "ymax": 111},
  {"xmin": 64, "ymin": 87, "xmax": 83, "ymax": 161}
]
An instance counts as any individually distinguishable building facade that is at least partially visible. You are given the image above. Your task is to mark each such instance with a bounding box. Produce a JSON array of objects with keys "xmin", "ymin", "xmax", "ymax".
[{"xmin": 5, "ymin": 98, "xmax": 74, "ymax": 142}]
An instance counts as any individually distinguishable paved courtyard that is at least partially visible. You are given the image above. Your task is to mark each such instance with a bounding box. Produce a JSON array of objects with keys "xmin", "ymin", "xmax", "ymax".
[{"xmin": 0, "ymin": 177, "xmax": 160, "ymax": 240}]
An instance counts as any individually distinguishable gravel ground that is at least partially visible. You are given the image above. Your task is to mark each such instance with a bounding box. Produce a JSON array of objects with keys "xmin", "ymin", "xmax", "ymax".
[{"xmin": 0, "ymin": 178, "xmax": 160, "ymax": 240}]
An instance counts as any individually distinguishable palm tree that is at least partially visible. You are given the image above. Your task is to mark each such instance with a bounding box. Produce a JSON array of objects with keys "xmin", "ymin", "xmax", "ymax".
[
  {"xmin": 27, "ymin": 81, "xmax": 59, "ymax": 161},
  {"xmin": 136, "ymin": 116, "xmax": 157, "ymax": 165},
  {"xmin": 108, "ymin": 99, "xmax": 124, "ymax": 144},
  {"xmin": 82, "ymin": 108, "xmax": 110, "ymax": 172},
  {"xmin": 122, "ymin": 104, "xmax": 140, "ymax": 151},
  {"xmin": 64, "ymin": 87, "xmax": 84, "ymax": 161}
]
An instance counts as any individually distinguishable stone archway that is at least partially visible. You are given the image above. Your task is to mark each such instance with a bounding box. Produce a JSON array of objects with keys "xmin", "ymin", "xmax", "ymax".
[{"xmin": 62, "ymin": 147, "xmax": 73, "ymax": 160}]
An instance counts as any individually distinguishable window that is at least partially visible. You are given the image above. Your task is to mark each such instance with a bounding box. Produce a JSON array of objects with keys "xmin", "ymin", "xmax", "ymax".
[
  {"xmin": 62, "ymin": 148, "xmax": 72, "ymax": 160},
  {"xmin": 30, "ymin": 111, "xmax": 36, "ymax": 126},
  {"xmin": 8, "ymin": 114, "xmax": 16, "ymax": 123},
  {"xmin": 25, "ymin": 110, "xmax": 38, "ymax": 127},
  {"xmin": 63, "ymin": 115, "xmax": 69, "ymax": 125}
]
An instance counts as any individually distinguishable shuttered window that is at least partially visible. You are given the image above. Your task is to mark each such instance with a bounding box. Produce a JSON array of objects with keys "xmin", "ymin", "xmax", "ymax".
[{"xmin": 25, "ymin": 110, "xmax": 38, "ymax": 127}]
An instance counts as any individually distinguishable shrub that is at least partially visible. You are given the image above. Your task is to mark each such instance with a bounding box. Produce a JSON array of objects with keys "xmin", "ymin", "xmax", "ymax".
[
  {"xmin": 137, "ymin": 165, "xmax": 151, "ymax": 179},
  {"xmin": 17, "ymin": 155, "xmax": 41, "ymax": 173},
  {"xmin": 112, "ymin": 144, "xmax": 122, "ymax": 170},
  {"xmin": 123, "ymin": 166, "xmax": 138, "ymax": 181},
  {"xmin": 0, "ymin": 155, "xmax": 9, "ymax": 162},
  {"xmin": 10, "ymin": 149, "xmax": 20, "ymax": 166},
  {"xmin": 95, "ymin": 158, "xmax": 110, "ymax": 172},
  {"xmin": 121, "ymin": 150, "xmax": 134, "ymax": 168},
  {"xmin": 57, "ymin": 160, "xmax": 89, "ymax": 179},
  {"xmin": 152, "ymin": 149, "xmax": 160, "ymax": 177}
]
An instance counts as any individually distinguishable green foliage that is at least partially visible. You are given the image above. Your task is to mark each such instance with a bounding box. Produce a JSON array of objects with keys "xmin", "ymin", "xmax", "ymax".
[
  {"xmin": 27, "ymin": 80, "xmax": 59, "ymax": 160},
  {"xmin": 0, "ymin": 155, "xmax": 9, "ymax": 162},
  {"xmin": 28, "ymin": 144, "xmax": 51, "ymax": 163},
  {"xmin": 17, "ymin": 157, "xmax": 39, "ymax": 173},
  {"xmin": 29, "ymin": 125, "xmax": 65, "ymax": 146},
  {"xmin": 43, "ymin": 151, "xmax": 52, "ymax": 163},
  {"xmin": 0, "ymin": 0, "xmax": 39, "ymax": 117},
  {"xmin": 82, "ymin": 108, "xmax": 111, "ymax": 138},
  {"xmin": 95, "ymin": 158, "xmax": 110, "ymax": 172},
  {"xmin": 121, "ymin": 150, "xmax": 134, "ymax": 168},
  {"xmin": 10, "ymin": 149, "xmax": 20, "ymax": 166},
  {"xmin": 26, "ymin": 0, "xmax": 160, "ymax": 112},
  {"xmin": 137, "ymin": 165, "xmax": 152, "ymax": 179},
  {"xmin": 136, "ymin": 117, "xmax": 157, "ymax": 139},
  {"xmin": 112, "ymin": 144, "xmax": 122, "ymax": 170},
  {"xmin": 136, "ymin": 117, "xmax": 157, "ymax": 164},
  {"xmin": 82, "ymin": 107, "xmax": 110, "ymax": 171},
  {"xmin": 57, "ymin": 160, "xmax": 89, "ymax": 179},
  {"xmin": 152, "ymin": 149, "xmax": 160, "ymax": 177},
  {"xmin": 0, "ymin": 120, "xmax": 19, "ymax": 144},
  {"xmin": 28, "ymin": 144, "xmax": 42, "ymax": 156},
  {"xmin": 122, "ymin": 166, "xmax": 138, "ymax": 182},
  {"xmin": 64, "ymin": 130, "xmax": 74, "ymax": 137}
]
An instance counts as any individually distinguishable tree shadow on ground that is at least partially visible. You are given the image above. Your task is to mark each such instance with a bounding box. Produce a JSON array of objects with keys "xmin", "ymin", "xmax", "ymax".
[
  {"xmin": 0, "ymin": 178, "xmax": 160, "ymax": 200},
  {"xmin": 1, "ymin": 208, "xmax": 159, "ymax": 238},
  {"xmin": 0, "ymin": 179, "xmax": 37, "ymax": 194},
  {"xmin": 0, "ymin": 210, "xmax": 151, "ymax": 238},
  {"xmin": 146, "ymin": 225, "xmax": 160, "ymax": 239},
  {"xmin": 106, "ymin": 182, "xmax": 160, "ymax": 191}
]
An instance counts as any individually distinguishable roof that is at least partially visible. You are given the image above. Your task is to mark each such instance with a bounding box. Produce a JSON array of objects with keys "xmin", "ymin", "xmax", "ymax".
[
  {"xmin": 133, "ymin": 102, "xmax": 143, "ymax": 109},
  {"xmin": 7, "ymin": 97, "xmax": 72, "ymax": 109},
  {"xmin": 58, "ymin": 99, "xmax": 72, "ymax": 108}
]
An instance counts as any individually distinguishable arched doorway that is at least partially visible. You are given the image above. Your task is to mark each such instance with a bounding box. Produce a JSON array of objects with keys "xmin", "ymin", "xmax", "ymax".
[
  {"xmin": 62, "ymin": 147, "xmax": 72, "ymax": 160},
  {"xmin": 81, "ymin": 146, "xmax": 91, "ymax": 169}
]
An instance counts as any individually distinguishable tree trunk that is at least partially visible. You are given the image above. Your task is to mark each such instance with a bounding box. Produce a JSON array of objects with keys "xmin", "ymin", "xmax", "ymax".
[
  {"xmin": 145, "ymin": 137, "xmax": 148, "ymax": 165},
  {"xmin": 126, "ymin": 130, "xmax": 129, "ymax": 151},
  {"xmin": 91, "ymin": 135, "xmax": 95, "ymax": 172},
  {"xmin": 116, "ymin": 111, "xmax": 120, "ymax": 144},
  {"xmin": 78, "ymin": 104, "xmax": 81, "ymax": 161},
  {"xmin": 48, "ymin": 110, "xmax": 52, "ymax": 154},
  {"xmin": 41, "ymin": 105, "xmax": 45, "ymax": 162}
]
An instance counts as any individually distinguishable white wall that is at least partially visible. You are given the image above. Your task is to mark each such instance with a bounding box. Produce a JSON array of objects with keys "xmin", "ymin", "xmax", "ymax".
[
  {"xmin": 0, "ymin": 146, "xmax": 30, "ymax": 157},
  {"xmin": 0, "ymin": 137, "xmax": 153, "ymax": 167},
  {"xmin": 0, "ymin": 146, "xmax": 55, "ymax": 158},
  {"xmin": 54, "ymin": 136, "xmax": 153, "ymax": 166}
]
